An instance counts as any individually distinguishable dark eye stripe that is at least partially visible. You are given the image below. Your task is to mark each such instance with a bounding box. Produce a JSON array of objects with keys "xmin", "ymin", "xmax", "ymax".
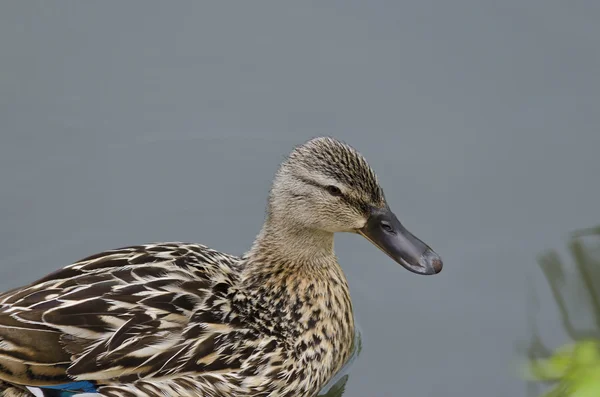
[
  {"xmin": 295, "ymin": 175, "xmax": 370, "ymax": 214},
  {"xmin": 298, "ymin": 176, "xmax": 344, "ymax": 197},
  {"xmin": 296, "ymin": 175, "xmax": 325, "ymax": 190}
]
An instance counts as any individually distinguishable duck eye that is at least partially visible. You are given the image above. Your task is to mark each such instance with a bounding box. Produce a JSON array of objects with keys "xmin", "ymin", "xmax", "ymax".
[{"xmin": 326, "ymin": 185, "xmax": 343, "ymax": 196}]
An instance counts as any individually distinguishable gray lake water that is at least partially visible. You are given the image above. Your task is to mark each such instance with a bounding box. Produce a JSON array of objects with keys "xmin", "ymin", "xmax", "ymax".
[{"xmin": 1, "ymin": 2, "xmax": 599, "ymax": 396}]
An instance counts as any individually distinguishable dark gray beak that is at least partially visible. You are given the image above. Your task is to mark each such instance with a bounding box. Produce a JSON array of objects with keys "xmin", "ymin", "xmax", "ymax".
[{"xmin": 358, "ymin": 207, "xmax": 443, "ymax": 275}]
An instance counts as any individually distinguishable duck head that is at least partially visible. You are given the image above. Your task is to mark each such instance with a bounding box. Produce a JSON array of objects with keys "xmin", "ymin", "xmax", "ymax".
[{"xmin": 267, "ymin": 137, "xmax": 442, "ymax": 275}]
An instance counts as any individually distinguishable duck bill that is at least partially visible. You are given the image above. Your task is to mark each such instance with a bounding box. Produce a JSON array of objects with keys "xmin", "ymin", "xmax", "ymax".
[{"xmin": 358, "ymin": 207, "xmax": 442, "ymax": 275}]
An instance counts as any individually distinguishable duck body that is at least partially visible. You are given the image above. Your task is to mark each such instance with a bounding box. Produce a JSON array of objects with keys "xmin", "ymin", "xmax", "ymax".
[
  {"xmin": 0, "ymin": 137, "xmax": 442, "ymax": 397},
  {"xmin": 0, "ymin": 242, "xmax": 353, "ymax": 397}
]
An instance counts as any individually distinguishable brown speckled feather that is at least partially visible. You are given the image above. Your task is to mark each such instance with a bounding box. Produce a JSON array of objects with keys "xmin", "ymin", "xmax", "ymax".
[{"xmin": 0, "ymin": 242, "xmax": 354, "ymax": 397}]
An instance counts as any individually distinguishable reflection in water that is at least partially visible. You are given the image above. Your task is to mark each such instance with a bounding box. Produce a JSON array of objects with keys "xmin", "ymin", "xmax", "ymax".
[
  {"xmin": 318, "ymin": 326, "xmax": 362, "ymax": 397},
  {"xmin": 521, "ymin": 226, "xmax": 600, "ymax": 396}
]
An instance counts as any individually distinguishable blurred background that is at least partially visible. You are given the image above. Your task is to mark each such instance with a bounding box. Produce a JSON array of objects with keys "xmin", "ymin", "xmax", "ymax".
[{"xmin": 1, "ymin": 2, "xmax": 599, "ymax": 396}]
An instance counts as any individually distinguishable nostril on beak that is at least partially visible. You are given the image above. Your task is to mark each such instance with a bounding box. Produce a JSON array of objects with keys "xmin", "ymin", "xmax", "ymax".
[{"xmin": 380, "ymin": 221, "xmax": 394, "ymax": 234}]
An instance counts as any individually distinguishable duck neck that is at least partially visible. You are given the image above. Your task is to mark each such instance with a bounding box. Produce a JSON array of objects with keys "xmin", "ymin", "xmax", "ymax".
[
  {"xmin": 238, "ymin": 214, "xmax": 355, "ymax": 385},
  {"xmin": 243, "ymin": 214, "xmax": 336, "ymax": 277}
]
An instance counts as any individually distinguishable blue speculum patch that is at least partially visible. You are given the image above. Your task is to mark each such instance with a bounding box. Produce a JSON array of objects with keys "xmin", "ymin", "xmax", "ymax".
[{"xmin": 38, "ymin": 380, "xmax": 97, "ymax": 396}]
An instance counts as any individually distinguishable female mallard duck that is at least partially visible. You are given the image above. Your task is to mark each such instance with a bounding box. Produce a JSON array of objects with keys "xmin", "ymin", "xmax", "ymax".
[{"xmin": 0, "ymin": 137, "xmax": 442, "ymax": 397}]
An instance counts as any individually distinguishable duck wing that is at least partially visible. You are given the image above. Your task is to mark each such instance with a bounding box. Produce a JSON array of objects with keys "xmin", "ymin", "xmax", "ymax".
[{"xmin": 0, "ymin": 243, "xmax": 245, "ymax": 388}]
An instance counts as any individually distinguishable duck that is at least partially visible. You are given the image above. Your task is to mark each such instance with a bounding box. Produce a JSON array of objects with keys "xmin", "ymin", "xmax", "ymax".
[{"xmin": 0, "ymin": 137, "xmax": 442, "ymax": 397}]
